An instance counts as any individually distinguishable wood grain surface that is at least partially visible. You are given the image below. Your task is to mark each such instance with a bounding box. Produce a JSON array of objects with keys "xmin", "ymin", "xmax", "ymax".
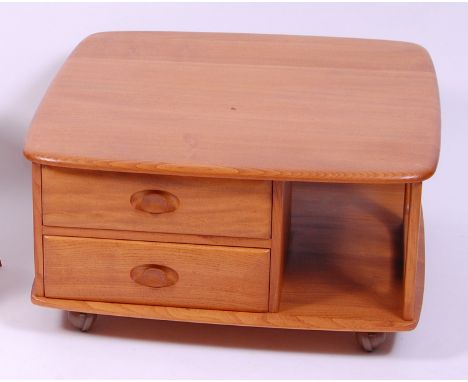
[
  {"xmin": 42, "ymin": 226, "xmax": 271, "ymax": 249},
  {"xmin": 402, "ymin": 182, "xmax": 422, "ymax": 320},
  {"xmin": 33, "ymin": 182, "xmax": 425, "ymax": 332},
  {"xmin": 24, "ymin": 32, "xmax": 440, "ymax": 183},
  {"xmin": 32, "ymin": 163, "xmax": 44, "ymax": 296},
  {"xmin": 42, "ymin": 166, "xmax": 272, "ymax": 239},
  {"xmin": 269, "ymin": 181, "xmax": 291, "ymax": 312},
  {"xmin": 280, "ymin": 182, "xmax": 406, "ymax": 322},
  {"xmin": 43, "ymin": 236, "xmax": 270, "ymax": 312}
]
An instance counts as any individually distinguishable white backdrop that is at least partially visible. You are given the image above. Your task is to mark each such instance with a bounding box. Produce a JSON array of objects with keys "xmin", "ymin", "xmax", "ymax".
[{"xmin": 0, "ymin": 3, "xmax": 467, "ymax": 379}]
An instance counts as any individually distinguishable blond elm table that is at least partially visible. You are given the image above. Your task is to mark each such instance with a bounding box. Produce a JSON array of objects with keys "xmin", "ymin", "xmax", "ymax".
[{"xmin": 23, "ymin": 32, "xmax": 440, "ymax": 351}]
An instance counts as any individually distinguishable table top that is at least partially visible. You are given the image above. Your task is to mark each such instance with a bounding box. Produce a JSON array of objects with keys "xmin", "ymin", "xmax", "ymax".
[{"xmin": 24, "ymin": 32, "xmax": 440, "ymax": 183}]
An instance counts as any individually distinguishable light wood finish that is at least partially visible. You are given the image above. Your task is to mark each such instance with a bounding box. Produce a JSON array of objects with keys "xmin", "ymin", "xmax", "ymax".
[
  {"xmin": 43, "ymin": 236, "xmax": 270, "ymax": 312},
  {"xmin": 130, "ymin": 264, "xmax": 179, "ymax": 288},
  {"xmin": 403, "ymin": 184, "xmax": 410, "ymax": 252},
  {"xmin": 32, "ymin": 163, "xmax": 44, "ymax": 296},
  {"xmin": 130, "ymin": 190, "xmax": 179, "ymax": 214},
  {"xmin": 31, "ymin": 289, "xmax": 420, "ymax": 332},
  {"xmin": 415, "ymin": 212, "xmax": 425, "ymax": 321},
  {"xmin": 269, "ymin": 181, "xmax": 291, "ymax": 312},
  {"xmin": 403, "ymin": 182, "xmax": 423, "ymax": 320},
  {"xmin": 42, "ymin": 226, "xmax": 271, "ymax": 249},
  {"xmin": 33, "ymin": 183, "xmax": 425, "ymax": 332},
  {"xmin": 42, "ymin": 166, "xmax": 272, "ymax": 239},
  {"xmin": 24, "ymin": 32, "xmax": 440, "ymax": 183},
  {"xmin": 24, "ymin": 32, "xmax": 438, "ymax": 337},
  {"xmin": 280, "ymin": 182, "xmax": 406, "ymax": 324}
]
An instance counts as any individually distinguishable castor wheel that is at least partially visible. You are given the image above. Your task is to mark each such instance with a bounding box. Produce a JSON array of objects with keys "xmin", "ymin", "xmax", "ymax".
[
  {"xmin": 67, "ymin": 311, "xmax": 97, "ymax": 332},
  {"xmin": 355, "ymin": 332, "xmax": 387, "ymax": 352}
]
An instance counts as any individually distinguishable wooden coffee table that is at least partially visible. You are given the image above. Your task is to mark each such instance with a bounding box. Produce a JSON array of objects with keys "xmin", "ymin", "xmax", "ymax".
[{"xmin": 23, "ymin": 32, "xmax": 440, "ymax": 351}]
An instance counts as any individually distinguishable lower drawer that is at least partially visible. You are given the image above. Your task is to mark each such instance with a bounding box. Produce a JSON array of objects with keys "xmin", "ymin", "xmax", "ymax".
[{"xmin": 43, "ymin": 236, "xmax": 270, "ymax": 312}]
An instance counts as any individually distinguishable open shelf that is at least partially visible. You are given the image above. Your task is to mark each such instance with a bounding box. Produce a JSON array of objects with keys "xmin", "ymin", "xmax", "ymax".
[{"xmin": 280, "ymin": 182, "xmax": 408, "ymax": 325}]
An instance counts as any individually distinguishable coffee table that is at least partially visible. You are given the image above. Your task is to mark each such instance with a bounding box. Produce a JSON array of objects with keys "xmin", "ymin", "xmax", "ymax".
[{"xmin": 23, "ymin": 32, "xmax": 440, "ymax": 351}]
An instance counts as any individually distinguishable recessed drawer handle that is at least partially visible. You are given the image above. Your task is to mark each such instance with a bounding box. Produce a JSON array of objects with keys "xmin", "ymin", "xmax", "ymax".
[
  {"xmin": 130, "ymin": 264, "xmax": 179, "ymax": 288},
  {"xmin": 130, "ymin": 190, "xmax": 179, "ymax": 214}
]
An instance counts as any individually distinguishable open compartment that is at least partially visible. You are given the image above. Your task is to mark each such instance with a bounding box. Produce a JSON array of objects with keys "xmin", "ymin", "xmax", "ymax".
[{"xmin": 279, "ymin": 182, "xmax": 408, "ymax": 324}]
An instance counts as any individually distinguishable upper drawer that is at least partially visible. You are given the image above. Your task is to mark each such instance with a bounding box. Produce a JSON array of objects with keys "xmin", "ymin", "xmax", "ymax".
[{"xmin": 42, "ymin": 167, "xmax": 272, "ymax": 239}]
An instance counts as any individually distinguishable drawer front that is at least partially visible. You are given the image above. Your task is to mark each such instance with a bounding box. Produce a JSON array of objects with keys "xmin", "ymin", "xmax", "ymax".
[
  {"xmin": 42, "ymin": 167, "xmax": 272, "ymax": 239},
  {"xmin": 43, "ymin": 236, "xmax": 270, "ymax": 312}
]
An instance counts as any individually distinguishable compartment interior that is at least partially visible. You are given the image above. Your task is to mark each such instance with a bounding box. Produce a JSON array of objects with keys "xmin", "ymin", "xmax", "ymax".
[{"xmin": 280, "ymin": 182, "xmax": 405, "ymax": 321}]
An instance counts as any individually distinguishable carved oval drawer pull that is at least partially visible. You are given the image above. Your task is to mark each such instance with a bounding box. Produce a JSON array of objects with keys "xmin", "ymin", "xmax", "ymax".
[
  {"xmin": 130, "ymin": 264, "xmax": 179, "ymax": 288},
  {"xmin": 130, "ymin": 190, "xmax": 179, "ymax": 214}
]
